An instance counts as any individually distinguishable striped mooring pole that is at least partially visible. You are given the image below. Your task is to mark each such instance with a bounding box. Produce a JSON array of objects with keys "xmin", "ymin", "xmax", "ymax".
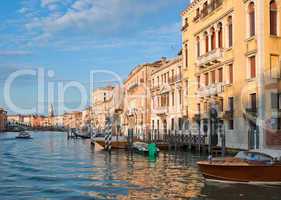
[
  {"xmin": 104, "ymin": 117, "xmax": 112, "ymax": 152},
  {"xmin": 104, "ymin": 130, "xmax": 109, "ymax": 150}
]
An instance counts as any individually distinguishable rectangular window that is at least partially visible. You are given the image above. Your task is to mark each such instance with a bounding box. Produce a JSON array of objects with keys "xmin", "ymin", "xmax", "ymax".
[
  {"xmin": 197, "ymin": 103, "xmax": 201, "ymax": 114},
  {"xmin": 179, "ymin": 89, "xmax": 182, "ymax": 105},
  {"xmin": 229, "ymin": 97, "xmax": 234, "ymax": 111},
  {"xmin": 219, "ymin": 98, "xmax": 224, "ymax": 112},
  {"xmin": 229, "ymin": 64, "xmax": 233, "ymax": 84},
  {"xmin": 171, "ymin": 118, "xmax": 175, "ymax": 130},
  {"xmin": 229, "ymin": 23, "xmax": 233, "ymax": 47},
  {"xmin": 178, "ymin": 66, "xmax": 182, "ymax": 80},
  {"xmin": 157, "ymin": 120, "xmax": 160, "ymax": 130},
  {"xmin": 250, "ymin": 56, "xmax": 256, "ymax": 78},
  {"xmin": 185, "ymin": 45, "xmax": 188, "ymax": 67},
  {"xmin": 270, "ymin": 8, "xmax": 277, "ymax": 36},
  {"xmin": 271, "ymin": 93, "xmax": 279, "ymax": 109},
  {"xmin": 197, "ymin": 76, "xmax": 200, "ymax": 89},
  {"xmin": 229, "ymin": 119, "xmax": 234, "ymax": 130},
  {"xmin": 157, "ymin": 76, "xmax": 159, "ymax": 86},
  {"xmin": 178, "ymin": 118, "xmax": 183, "ymax": 131},
  {"xmin": 205, "ymin": 73, "xmax": 209, "ymax": 86},
  {"xmin": 172, "ymin": 91, "xmax": 175, "ymax": 106},
  {"xmin": 185, "ymin": 80, "xmax": 189, "ymax": 95},
  {"xmin": 211, "ymin": 70, "xmax": 216, "ymax": 84},
  {"xmin": 250, "ymin": 93, "xmax": 257, "ymax": 111},
  {"xmin": 218, "ymin": 68, "xmax": 223, "ymax": 82},
  {"xmin": 152, "ymin": 120, "xmax": 155, "ymax": 130},
  {"xmin": 204, "ymin": 102, "xmax": 208, "ymax": 112},
  {"xmin": 250, "ymin": 12, "xmax": 255, "ymax": 37},
  {"xmin": 270, "ymin": 55, "xmax": 280, "ymax": 79}
]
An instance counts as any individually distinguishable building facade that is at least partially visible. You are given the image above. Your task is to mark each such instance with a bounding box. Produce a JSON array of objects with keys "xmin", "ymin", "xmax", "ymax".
[
  {"xmin": 182, "ymin": 0, "xmax": 281, "ymax": 154},
  {"xmin": 151, "ymin": 56, "xmax": 186, "ymax": 135},
  {"xmin": 92, "ymin": 86, "xmax": 114, "ymax": 131},
  {"xmin": 123, "ymin": 59, "xmax": 165, "ymax": 138},
  {"xmin": 0, "ymin": 108, "xmax": 7, "ymax": 132}
]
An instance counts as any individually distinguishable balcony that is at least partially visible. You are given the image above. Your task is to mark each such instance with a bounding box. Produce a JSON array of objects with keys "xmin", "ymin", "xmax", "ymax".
[
  {"xmin": 193, "ymin": 114, "xmax": 201, "ymax": 122},
  {"xmin": 197, "ymin": 83, "xmax": 224, "ymax": 98},
  {"xmin": 223, "ymin": 110, "xmax": 234, "ymax": 120},
  {"xmin": 245, "ymin": 108, "xmax": 258, "ymax": 118},
  {"xmin": 153, "ymin": 107, "xmax": 169, "ymax": 116},
  {"xmin": 200, "ymin": 0, "xmax": 223, "ymax": 20},
  {"xmin": 127, "ymin": 82, "xmax": 138, "ymax": 91},
  {"xmin": 181, "ymin": 23, "xmax": 189, "ymax": 31},
  {"xmin": 196, "ymin": 48, "xmax": 223, "ymax": 68},
  {"xmin": 168, "ymin": 74, "xmax": 182, "ymax": 84}
]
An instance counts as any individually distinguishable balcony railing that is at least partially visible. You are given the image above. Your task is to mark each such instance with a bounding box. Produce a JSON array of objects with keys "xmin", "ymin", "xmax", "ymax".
[
  {"xmin": 181, "ymin": 23, "xmax": 189, "ymax": 31},
  {"xmin": 196, "ymin": 48, "xmax": 223, "ymax": 68},
  {"xmin": 245, "ymin": 108, "xmax": 258, "ymax": 118},
  {"xmin": 197, "ymin": 83, "xmax": 224, "ymax": 98},
  {"xmin": 200, "ymin": 0, "xmax": 223, "ymax": 20},
  {"xmin": 168, "ymin": 74, "xmax": 182, "ymax": 84},
  {"xmin": 153, "ymin": 107, "xmax": 169, "ymax": 116},
  {"xmin": 223, "ymin": 110, "xmax": 234, "ymax": 120},
  {"xmin": 127, "ymin": 82, "xmax": 138, "ymax": 91}
]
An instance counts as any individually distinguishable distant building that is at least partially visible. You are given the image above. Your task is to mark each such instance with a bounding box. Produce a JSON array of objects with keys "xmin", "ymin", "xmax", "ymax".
[
  {"xmin": 31, "ymin": 115, "xmax": 45, "ymax": 128},
  {"xmin": 52, "ymin": 115, "xmax": 64, "ymax": 128},
  {"xmin": 82, "ymin": 107, "xmax": 91, "ymax": 126},
  {"xmin": 123, "ymin": 59, "xmax": 166, "ymax": 138},
  {"xmin": 63, "ymin": 111, "xmax": 82, "ymax": 129},
  {"xmin": 92, "ymin": 86, "xmax": 114, "ymax": 131},
  {"xmin": 7, "ymin": 114, "xmax": 24, "ymax": 125},
  {"xmin": 0, "ymin": 108, "xmax": 7, "ymax": 132}
]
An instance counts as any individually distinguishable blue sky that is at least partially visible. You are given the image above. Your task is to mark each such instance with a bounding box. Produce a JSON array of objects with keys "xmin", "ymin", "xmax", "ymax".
[{"xmin": 0, "ymin": 0, "xmax": 189, "ymax": 115}]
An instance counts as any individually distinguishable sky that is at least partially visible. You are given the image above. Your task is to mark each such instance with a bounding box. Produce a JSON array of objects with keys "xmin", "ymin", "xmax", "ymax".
[{"xmin": 0, "ymin": 0, "xmax": 189, "ymax": 115}]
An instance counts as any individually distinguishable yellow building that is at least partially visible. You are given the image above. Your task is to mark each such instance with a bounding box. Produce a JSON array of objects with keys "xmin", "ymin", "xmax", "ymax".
[
  {"xmin": 123, "ymin": 59, "xmax": 165, "ymax": 138},
  {"xmin": 182, "ymin": 0, "xmax": 281, "ymax": 154},
  {"xmin": 92, "ymin": 86, "xmax": 114, "ymax": 131}
]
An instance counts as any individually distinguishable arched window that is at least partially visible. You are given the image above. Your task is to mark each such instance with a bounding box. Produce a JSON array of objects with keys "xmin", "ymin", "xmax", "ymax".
[
  {"xmin": 249, "ymin": 2, "xmax": 255, "ymax": 37},
  {"xmin": 196, "ymin": 36, "xmax": 200, "ymax": 57},
  {"xmin": 228, "ymin": 16, "xmax": 233, "ymax": 47},
  {"xmin": 211, "ymin": 27, "xmax": 216, "ymax": 50},
  {"xmin": 218, "ymin": 23, "xmax": 223, "ymax": 48},
  {"xmin": 270, "ymin": 0, "xmax": 278, "ymax": 36},
  {"xmin": 204, "ymin": 32, "xmax": 209, "ymax": 53}
]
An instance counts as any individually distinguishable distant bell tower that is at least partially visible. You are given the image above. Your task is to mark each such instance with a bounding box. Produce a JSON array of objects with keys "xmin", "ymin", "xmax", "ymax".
[{"xmin": 48, "ymin": 104, "xmax": 54, "ymax": 117}]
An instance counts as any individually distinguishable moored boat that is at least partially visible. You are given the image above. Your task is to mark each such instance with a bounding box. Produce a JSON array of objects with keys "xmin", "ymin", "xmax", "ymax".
[
  {"xmin": 133, "ymin": 142, "xmax": 160, "ymax": 156},
  {"xmin": 197, "ymin": 151, "xmax": 281, "ymax": 184},
  {"xmin": 94, "ymin": 137, "xmax": 129, "ymax": 149},
  {"xmin": 16, "ymin": 131, "xmax": 32, "ymax": 139}
]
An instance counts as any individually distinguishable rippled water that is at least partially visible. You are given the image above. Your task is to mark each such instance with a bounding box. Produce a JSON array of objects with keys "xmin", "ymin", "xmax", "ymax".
[{"xmin": 0, "ymin": 132, "xmax": 280, "ymax": 200}]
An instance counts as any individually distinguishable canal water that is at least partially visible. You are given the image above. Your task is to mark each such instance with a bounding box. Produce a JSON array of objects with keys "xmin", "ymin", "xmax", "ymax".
[{"xmin": 0, "ymin": 132, "xmax": 280, "ymax": 200}]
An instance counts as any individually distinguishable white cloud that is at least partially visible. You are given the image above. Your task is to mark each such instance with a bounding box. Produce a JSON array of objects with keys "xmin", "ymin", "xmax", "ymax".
[
  {"xmin": 41, "ymin": 0, "xmax": 61, "ymax": 7},
  {"xmin": 25, "ymin": 0, "xmax": 180, "ymax": 38}
]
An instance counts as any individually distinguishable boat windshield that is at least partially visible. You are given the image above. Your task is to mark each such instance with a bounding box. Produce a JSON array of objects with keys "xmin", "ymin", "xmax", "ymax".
[{"xmin": 235, "ymin": 151, "xmax": 273, "ymax": 162}]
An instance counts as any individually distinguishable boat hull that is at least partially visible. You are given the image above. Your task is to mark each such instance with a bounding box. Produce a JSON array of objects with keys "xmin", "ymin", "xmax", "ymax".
[
  {"xmin": 94, "ymin": 140, "xmax": 129, "ymax": 149},
  {"xmin": 197, "ymin": 161, "xmax": 281, "ymax": 183}
]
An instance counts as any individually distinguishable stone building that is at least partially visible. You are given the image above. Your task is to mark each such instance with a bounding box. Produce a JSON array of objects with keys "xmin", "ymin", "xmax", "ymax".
[
  {"xmin": 150, "ymin": 56, "xmax": 186, "ymax": 135},
  {"xmin": 123, "ymin": 59, "xmax": 166, "ymax": 138},
  {"xmin": 181, "ymin": 0, "xmax": 281, "ymax": 154}
]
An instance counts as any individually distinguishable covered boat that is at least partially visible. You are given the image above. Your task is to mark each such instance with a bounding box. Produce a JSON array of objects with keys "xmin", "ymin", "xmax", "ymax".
[
  {"xmin": 197, "ymin": 151, "xmax": 281, "ymax": 184},
  {"xmin": 133, "ymin": 142, "xmax": 160, "ymax": 155}
]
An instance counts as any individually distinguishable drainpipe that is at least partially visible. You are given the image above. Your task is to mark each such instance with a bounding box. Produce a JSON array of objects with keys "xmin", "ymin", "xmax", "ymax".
[{"xmin": 257, "ymin": 0, "xmax": 265, "ymax": 151}]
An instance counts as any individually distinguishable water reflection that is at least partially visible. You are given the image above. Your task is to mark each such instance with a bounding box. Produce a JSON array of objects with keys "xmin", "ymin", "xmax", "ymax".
[{"xmin": 0, "ymin": 132, "xmax": 280, "ymax": 200}]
